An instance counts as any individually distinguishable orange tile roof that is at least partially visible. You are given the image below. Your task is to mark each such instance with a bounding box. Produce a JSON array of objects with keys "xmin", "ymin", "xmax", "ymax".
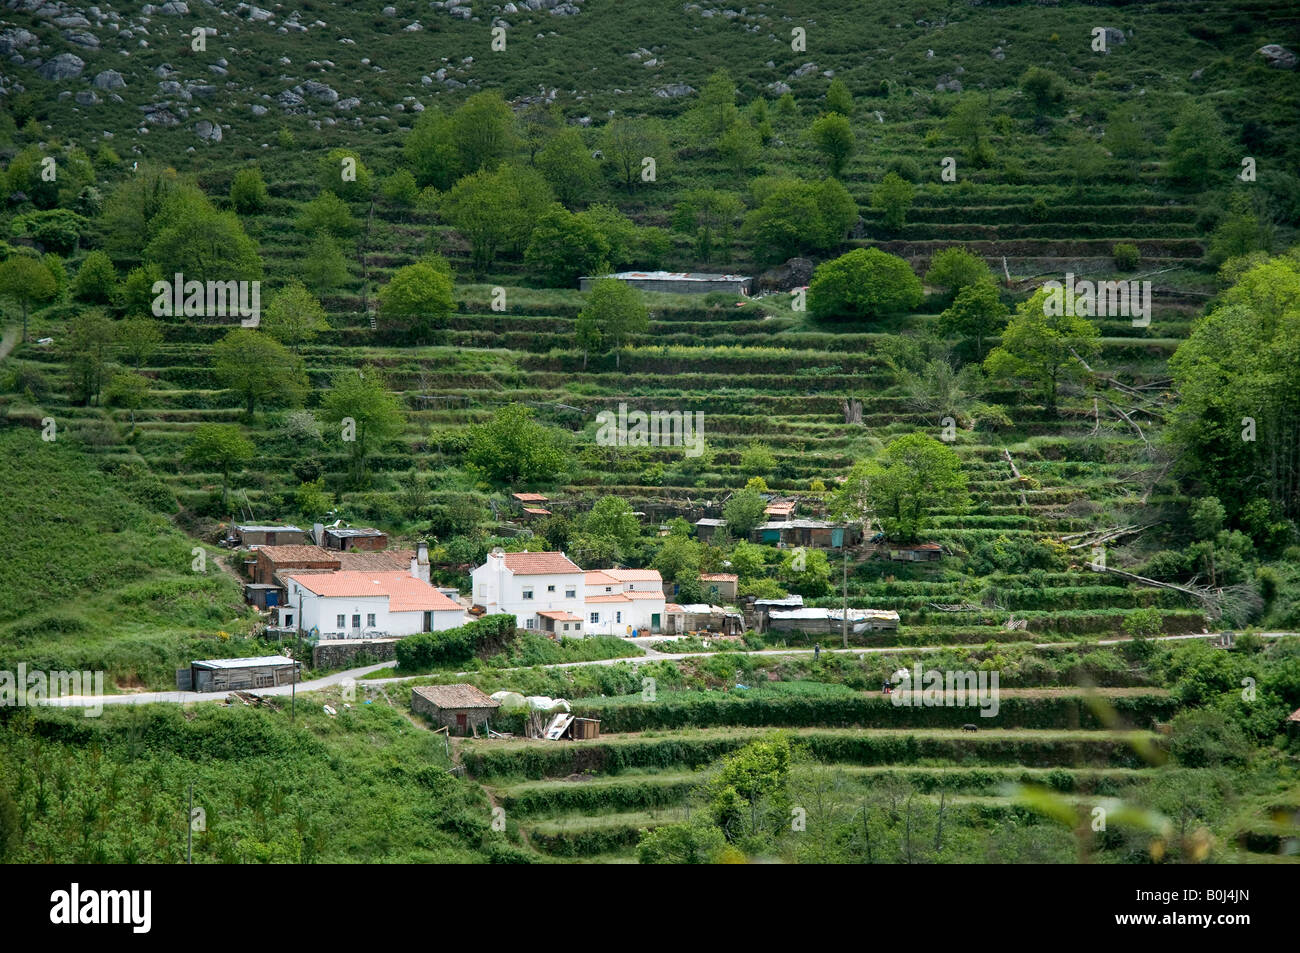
[
  {"xmin": 665, "ymin": 603, "xmax": 684, "ymax": 613},
  {"xmin": 501, "ymin": 552, "xmax": 582, "ymax": 575},
  {"xmin": 538, "ymin": 610, "xmax": 583, "ymax": 622},
  {"xmin": 603, "ymin": 568, "xmax": 662, "ymax": 582},
  {"xmin": 700, "ymin": 573, "xmax": 738, "ymax": 582},
  {"xmin": 623, "ymin": 590, "xmax": 667, "ymax": 601},
  {"xmin": 338, "ymin": 550, "xmax": 416, "ymax": 571},
  {"xmin": 284, "ymin": 571, "xmax": 461, "ymax": 612},
  {"xmin": 586, "ymin": 594, "xmax": 632, "ymax": 604},
  {"xmin": 258, "ymin": 545, "xmax": 337, "ymax": 563},
  {"xmin": 512, "ymin": 492, "xmax": 549, "ymax": 502},
  {"xmin": 585, "ymin": 571, "xmax": 620, "ymax": 585},
  {"xmin": 522, "ymin": 506, "xmax": 552, "ymax": 515}
]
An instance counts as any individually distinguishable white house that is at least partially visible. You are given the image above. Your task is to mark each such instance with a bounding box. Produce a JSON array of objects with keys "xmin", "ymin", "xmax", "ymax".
[
  {"xmin": 470, "ymin": 549, "xmax": 585, "ymax": 631},
  {"xmin": 584, "ymin": 568, "xmax": 666, "ymax": 636},
  {"xmin": 280, "ymin": 571, "xmax": 466, "ymax": 639}
]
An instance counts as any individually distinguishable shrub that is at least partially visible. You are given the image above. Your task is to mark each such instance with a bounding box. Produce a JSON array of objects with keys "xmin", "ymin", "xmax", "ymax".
[
  {"xmin": 230, "ymin": 167, "xmax": 269, "ymax": 213},
  {"xmin": 809, "ymin": 248, "xmax": 922, "ymax": 320},
  {"xmin": 1112, "ymin": 242, "xmax": 1140, "ymax": 270},
  {"xmin": 72, "ymin": 250, "xmax": 116, "ymax": 303}
]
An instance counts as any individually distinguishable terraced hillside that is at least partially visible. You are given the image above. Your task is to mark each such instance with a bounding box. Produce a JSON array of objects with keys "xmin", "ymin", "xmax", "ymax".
[{"xmin": 1, "ymin": 0, "xmax": 1299, "ymax": 867}]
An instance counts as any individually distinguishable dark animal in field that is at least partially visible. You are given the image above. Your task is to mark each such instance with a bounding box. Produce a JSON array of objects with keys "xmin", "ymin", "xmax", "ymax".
[{"xmin": 961, "ymin": 724, "xmax": 978, "ymax": 732}]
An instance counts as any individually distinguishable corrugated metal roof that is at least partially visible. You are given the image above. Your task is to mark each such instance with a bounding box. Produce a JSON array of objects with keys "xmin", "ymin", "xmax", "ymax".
[{"xmin": 192, "ymin": 655, "xmax": 297, "ymax": 670}]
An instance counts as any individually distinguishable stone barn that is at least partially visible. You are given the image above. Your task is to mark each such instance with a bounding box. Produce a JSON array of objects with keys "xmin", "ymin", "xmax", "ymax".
[{"xmin": 411, "ymin": 684, "xmax": 501, "ymax": 736}]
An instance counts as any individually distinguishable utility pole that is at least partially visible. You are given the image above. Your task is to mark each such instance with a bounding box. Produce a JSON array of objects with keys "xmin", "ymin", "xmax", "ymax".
[
  {"xmin": 841, "ymin": 543, "xmax": 849, "ymax": 649},
  {"xmin": 292, "ymin": 592, "xmax": 302, "ymax": 723},
  {"xmin": 186, "ymin": 783, "xmax": 193, "ymax": 865}
]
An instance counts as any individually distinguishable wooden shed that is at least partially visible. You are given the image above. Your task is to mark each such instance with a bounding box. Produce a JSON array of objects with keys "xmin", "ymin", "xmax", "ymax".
[
  {"xmin": 181, "ymin": 655, "xmax": 300, "ymax": 692},
  {"xmin": 411, "ymin": 684, "xmax": 501, "ymax": 736}
]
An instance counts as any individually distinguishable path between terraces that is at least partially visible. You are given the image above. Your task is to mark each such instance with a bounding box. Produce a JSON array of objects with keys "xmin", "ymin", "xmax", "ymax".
[{"xmin": 37, "ymin": 631, "xmax": 1298, "ymax": 708}]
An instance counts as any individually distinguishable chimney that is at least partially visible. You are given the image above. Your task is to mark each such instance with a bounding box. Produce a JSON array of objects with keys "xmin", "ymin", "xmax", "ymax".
[
  {"xmin": 411, "ymin": 541, "xmax": 431, "ymax": 584},
  {"xmin": 312, "ymin": 523, "xmax": 324, "ymax": 546}
]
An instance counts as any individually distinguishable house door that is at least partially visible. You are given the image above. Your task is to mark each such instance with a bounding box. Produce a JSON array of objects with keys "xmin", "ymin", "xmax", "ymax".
[
  {"xmin": 351, "ymin": 614, "xmax": 361, "ymax": 635},
  {"xmin": 456, "ymin": 713, "xmax": 468, "ymax": 734},
  {"xmin": 423, "ymin": 611, "xmax": 432, "ymax": 633},
  {"xmin": 266, "ymin": 591, "xmax": 278, "ymax": 607},
  {"xmin": 651, "ymin": 613, "xmax": 661, "ymax": 633}
]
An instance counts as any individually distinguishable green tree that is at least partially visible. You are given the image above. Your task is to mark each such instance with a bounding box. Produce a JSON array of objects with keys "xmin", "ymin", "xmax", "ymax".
[
  {"xmin": 706, "ymin": 736, "xmax": 793, "ymax": 840},
  {"xmin": 73, "ymin": 250, "xmax": 117, "ymax": 303},
  {"xmin": 653, "ymin": 533, "xmax": 702, "ymax": 583},
  {"xmin": 318, "ymin": 366, "xmax": 406, "ymax": 484},
  {"xmin": 466, "ymin": 403, "xmax": 565, "ymax": 484},
  {"xmin": 924, "ymin": 246, "xmax": 993, "ymax": 298},
  {"xmin": 1168, "ymin": 250, "xmax": 1300, "ymax": 522},
  {"xmin": 580, "ymin": 496, "xmax": 642, "ymax": 557},
  {"xmin": 524, "ymin": 206, "xmax": 611, "ymax": 287},
  {"xmin": 184, "ymin": 423, "xmax": 254, "ymax": 509},
  {"xmin": 104, "ymin": 369, "xmax": 151, "ymax": 434},
  {"xmin": 946, "ymin": 95, "xmax": 993, "ymax": 167},
  {"xmin": 983, "ymin": 289, "xmax": 1100, "ymax": 415},
  {"xmin": 451, "ymin": 91, "xmax": 518, "ymax": 174},
  {"xmin": 938, "ymin": 279, "xmax": 1008, "ymax": 359},
  {"xmin": 230, "ymin": 166, "xmax": 270, "ymax": 213},
  {"xmin": 1166, "ymin": 102, "xmax": 1230, "ymax": 189},
  {"xmin": 723, "ymin": 487, "xmax": 768, "ymax": 539},
  {"xmin": 871, "ymin": 171, "xmax": 913, "ymax": 231},
  {"xmin": 673, "ymin": 189, "xmax": 744, "ymax": 262},
  {"xmin": 115, "ymin": 316, "xmax": 163, "ymax": 370},
  {"xmin": 825, "ymin": 78, "xmax": 853, "ymax": 116},
  {"xmin": 1020, "ymin": 67, "xmax": 1065, "ymax": 114},
  {"xmin": 808, "ymin": 248, "xmax": 922, "ymax": 320},
  {"xmin": 144, "ymin": 191, "xmax": 263, "ymax": 282},
  {"xmin": 67, "ymin": 309, "xmax": 115, "ymax": 406},
  {"xmin": 262, "ymin": 280, "xmax": 328, "ymax": 354},
  {"xmin": 810, "ymin": 112, "xmax": 855, "ymax": 177},
  {"xmin": 381, "ymin": 169, "xmax": 420, "ymax": 206},
  {"xmin": 691, "ymin": 68, "xmax": 740, "ymax": 144},
  {"xmin": 576, "ymin": 277, "xmax": 648, "ymax": 368},
  {"xmin": 601, "ymin": 117, "xmax": 670, "ymax": 189},
  {"xmin": 741, "ymin": 176, "xmax": 857, "ymax": 265},
  {"xmin": 0, "ymin": 255, "xmax": 58, "ymax": 342},
  {"xmin": 536, "ymin": 127, "xmax": 601, "ymax": 206},
  {"xmin": 299, "ymin": 233, "xmax": 350, "ymax": 293},
  {"xmin": 442, "ymin": 164, "xmax": 555, "ymax": 273},
  {"xmin": 318, "ymin": 148, "xmax": 373, "ymax": 201},
  {"xmin": 855, "ymin": 433, "xmax": 969, "ymax": 540},
  {"xmin": 296, "ymin": 190, "xmax": 359, "ymax": 242},
  {"xmin": 404, "ymin": 109, "xmax": 461, "ymax": 189},
  {"xmin": 379, "ymin": 257, "xmax": 455, "ymax": 342},
  {"xmin": 780, "ymin": 546, "xmax": 832, "ymax": 597},
  {"xmin": 717, "ymin": 120, "xmax": 762, "ymax": 178},
  {"xmin": 212, "ymin": 328, "xmax": 306, "ymax": 417}
]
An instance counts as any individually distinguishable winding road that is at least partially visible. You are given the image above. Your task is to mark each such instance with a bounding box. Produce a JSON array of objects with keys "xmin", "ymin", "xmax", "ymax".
[{"xmin": 35, "ymin": 631, "xmax": 1293, "ymax": 709}]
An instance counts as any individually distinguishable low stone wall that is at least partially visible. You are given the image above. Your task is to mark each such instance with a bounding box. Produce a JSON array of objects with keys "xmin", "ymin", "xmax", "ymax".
[{"xmin": 311, "ymin": 638, "xmax": 399, "ymax": 669}]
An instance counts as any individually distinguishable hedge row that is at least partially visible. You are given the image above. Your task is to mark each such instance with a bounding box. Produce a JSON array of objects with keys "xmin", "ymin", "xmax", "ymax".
[
  {"xmin": 393, "ymin": 614, "xmax": 517, "ymax": 670},
  {"xmin": 570, "ymin": 694, "xmax": 1176, "ymax": 734},
  {"xmin": 463, "ymin": 731, "xmax": 1160, "ymax": 780},
  {"xmin": 501, "ymin": 778, "xmax": 698, "ymax": 818}
]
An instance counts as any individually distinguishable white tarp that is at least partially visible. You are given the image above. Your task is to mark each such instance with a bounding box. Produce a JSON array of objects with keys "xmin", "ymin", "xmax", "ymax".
[
  {"xmin": 490, "ymin": 691, "xmax": 527, "ymax": 709},
  {"xmin": 525, "ymin": 695, "xmax": 571, "ymax": 712}
]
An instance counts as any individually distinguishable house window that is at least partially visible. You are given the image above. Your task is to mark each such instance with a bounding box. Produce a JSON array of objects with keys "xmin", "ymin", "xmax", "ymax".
[
  {"xmin": 589, "ymin": 612, "xmax": 600, "ymax": 624},
  {"xmin": 562, "ymin": 623, "xmax": 569, "ymax": 632},
  {"xmin": 336, "ymin": 614, "xmax": 345, "ymax": 628},
  {"xmin": 547, "ymin": 585, "xmax": 556, "ymax": 593},
  {"xmin": 605, "ymin": 586, "xmax": 613, "ymax": 593},
  {"xmin": 565, "ymin": 588, "xmax": 576, "ymax": 599},
  {"xmin": 284, "ymin": 614, "xmax": 294, "ymax": 627},
  {"xmin": 525, "ymin": 618, "xmax": 535, "ymax": 629},
  {"xmin": 522, "ymin": 588, "xmax": 534, "ymax": 600},
  {"xmin": 616, "ymin": 611, "xmax": 622, "ymax": 624},
  {"xmin": 367, "ymin": 613, "xmax": 376, "ymax": 628}
]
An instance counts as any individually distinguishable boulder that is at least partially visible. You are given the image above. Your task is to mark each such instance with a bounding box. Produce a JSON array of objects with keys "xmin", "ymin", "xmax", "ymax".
[
  {"xmin": 1257, "ymin": 44, "xmax": 1298, "ymax": 70},
  {"xmin": 194, "ymin": 119, "xmax": 222, "ymax": 142},
  {"xmin": 758, "ymin": 257, "xmax": 814, "ymax": 293},
  {"xmin": 92, "ymin": 69, "xmax": 126, "ymax": 89},
  {"xmin": 36, "ymin": 52, "xmax": 85, "ymax": 80}
]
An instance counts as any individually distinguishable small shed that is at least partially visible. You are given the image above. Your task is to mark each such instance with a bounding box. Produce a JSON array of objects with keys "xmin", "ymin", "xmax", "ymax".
[
  {"xmin": 889, "ymin": 543, "xmax": 943, "ymax": 562},
  {"xmin": 411, "ymin": 684, "xmax": 500, "ymax": 736},
  {"xmin": 322, "ymin": 527, "xmax": 389, "ymax": 551},
  {"xmin": 699, "ymin": 572, "xmax": 739, "ymax": 603},
  {"xmin": 234, "ymin": 524, "xmax": 307, "ymax": 547},
  {"xmin": 694, "ymin": 517, "xmax": 727, "ymax": 541},
  {"xmin": 182, "ymin": 655, "xmax": 299, "ymax": 692},
  {"xmin": 242, "ymin": 582, "xmax": 283, "ymax": 610}
]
